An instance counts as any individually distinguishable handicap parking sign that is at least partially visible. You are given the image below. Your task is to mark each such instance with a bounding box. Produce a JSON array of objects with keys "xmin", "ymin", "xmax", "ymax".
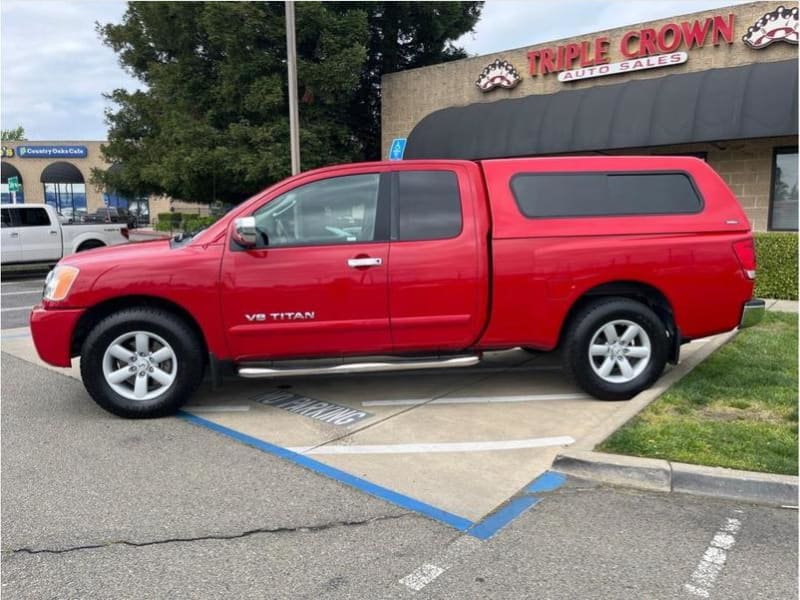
[{"xmin": 389, "ymin": 138, "xmax": 407, "ymax": 160}]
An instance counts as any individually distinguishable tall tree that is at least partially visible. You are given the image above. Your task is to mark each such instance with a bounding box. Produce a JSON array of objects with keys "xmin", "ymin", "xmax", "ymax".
[
  {"xmin": 94, "ymin": 1, "xmax": 481, "ymax": 203},
  {"xmin": 1, "ymin": 126, "xmax": 26, "ymax": 141}
]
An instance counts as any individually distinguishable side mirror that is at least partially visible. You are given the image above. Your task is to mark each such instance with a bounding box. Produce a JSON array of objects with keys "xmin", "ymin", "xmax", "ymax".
[{"xmin": 232, "ymin": 216, "xmax": 258, "ymax": 248}]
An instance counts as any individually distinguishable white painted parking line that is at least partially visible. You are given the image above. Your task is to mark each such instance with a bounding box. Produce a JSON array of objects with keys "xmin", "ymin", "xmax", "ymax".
[
  {"xmin": 184, "ymin": 405, "xmax": 252, "ymax": 413},
  {"xmin": 684, "ymin": 511, "xmax": 743, "ymax": 598},
  {"xmin": 1, "ymin": 306, "xmax": 32, "ymax": 313},
  {"xmin": 399, "ymin": 535, "xmax": 481, "ymax": 592},
  {"xmin": 400, "ymin": 564, "xmax": 445, "ymax": 591},
  {"xmin": 290, "ymin": 435, "xmax": 575, "ymax": 455},
  {"xmin": 1, "ymin": 290, "xmax": 42, "ymax": 296},
  {"xmin": 362, "ymin": 393, "xmax": 589, "ymax": 407}
]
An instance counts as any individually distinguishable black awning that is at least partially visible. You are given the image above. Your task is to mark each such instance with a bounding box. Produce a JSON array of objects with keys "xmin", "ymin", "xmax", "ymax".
[
  {"xmin": 40, "ymin": 161, "xmax": 85, "ymax": 184},
  {"xmin": 1, "ymin": 161, "xmax": 22, "ymax": 184},
  {"xmin": 404, "ymin": 59, "xmax": 798, "ymax": 160}
]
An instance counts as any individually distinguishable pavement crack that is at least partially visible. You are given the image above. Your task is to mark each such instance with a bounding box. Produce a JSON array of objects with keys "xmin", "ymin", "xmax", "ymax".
[{"xmin": 5, "ymin": 512, "xmax": 410, "ymax": 556}]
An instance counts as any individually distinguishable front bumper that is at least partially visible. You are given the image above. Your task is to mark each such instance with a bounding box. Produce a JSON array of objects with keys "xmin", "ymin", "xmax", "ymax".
[
  {"xmin": 739, "ymin": 299, "xmax": 765, "ymax": 329},
  {"xmin": 30, "ymin": 305, "xmax": 84, "ymax": 367}
]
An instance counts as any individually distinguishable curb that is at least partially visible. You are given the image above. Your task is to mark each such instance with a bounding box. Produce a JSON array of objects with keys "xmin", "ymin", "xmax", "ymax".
[{"xmin": 552, "ymin": 450, "xmax": 799, "ymax": 507}]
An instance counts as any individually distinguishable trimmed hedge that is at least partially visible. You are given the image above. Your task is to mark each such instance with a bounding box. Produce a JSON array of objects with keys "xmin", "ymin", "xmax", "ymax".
[
  {"xmin": 154, "ymin": 212, "xmax": 219, "ymax": 233},
  {"xmin": 755, "ymin": 232, "xmax": 798, "ymax": 300}
]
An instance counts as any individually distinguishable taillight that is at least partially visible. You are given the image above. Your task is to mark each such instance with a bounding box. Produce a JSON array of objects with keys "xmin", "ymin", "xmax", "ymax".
[
  {"xmin": 733, "ymin": 239, "xmax": 756, "ymax": 280},
  {"xmin": 121, "ymin": 227, "xmax": 129, "ymax": 240}
]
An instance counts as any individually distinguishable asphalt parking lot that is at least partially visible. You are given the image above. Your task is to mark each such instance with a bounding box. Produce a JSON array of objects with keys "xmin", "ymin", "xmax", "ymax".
[
  {"xmin": 2, "ymin": 273, "xmax": 797, "ymax": 598},
  {"xmin": 3, "ymin": 283, "xmax": 721, "ymax": 526}
]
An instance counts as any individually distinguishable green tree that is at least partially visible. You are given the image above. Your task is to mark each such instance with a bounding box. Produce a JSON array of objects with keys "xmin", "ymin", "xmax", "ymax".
[
  {"xmin": 1, "ymin": 126, "xmax": 26, "ymax": 141},
  {"xmin": 94, "ymin": 1, "xmax": 481, "ymax": 203}
]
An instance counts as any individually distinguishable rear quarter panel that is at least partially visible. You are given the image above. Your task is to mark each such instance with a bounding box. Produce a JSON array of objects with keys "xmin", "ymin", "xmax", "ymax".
[{"xmin": 478, "ymin": 156, "xmax": 754, "ymax": 349}]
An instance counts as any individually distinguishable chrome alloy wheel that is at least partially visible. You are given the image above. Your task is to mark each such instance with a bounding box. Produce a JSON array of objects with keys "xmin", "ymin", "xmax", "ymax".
[
  {"xmin": 588, "ymin": 319, "xmax": 652, "ymax": 384},
  {"xmin": 102, "ymin": 331, "xmax": 178, "ymax": 401}
]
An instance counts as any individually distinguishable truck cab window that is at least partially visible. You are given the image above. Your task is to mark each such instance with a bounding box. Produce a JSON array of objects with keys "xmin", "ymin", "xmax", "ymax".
[
  {"xmin": 17, "ymin": 208, "xmax": 51, "ymax": 227},
  {"xmin": 395, "ymin": 171, "xmax": 462, "ymax": 241},
  {"xmin": 253, "ymin": 174, "xmax": 380, "ymax": 248}
]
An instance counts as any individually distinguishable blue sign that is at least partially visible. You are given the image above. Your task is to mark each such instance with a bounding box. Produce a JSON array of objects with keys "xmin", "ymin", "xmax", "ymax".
[
  {"xmin": 16, "ymin": 145, "xmax": 88, "ymax": 159},
  {"xmin": 389, "ymin": 138, "xmax": 407, "ymax": 160}
]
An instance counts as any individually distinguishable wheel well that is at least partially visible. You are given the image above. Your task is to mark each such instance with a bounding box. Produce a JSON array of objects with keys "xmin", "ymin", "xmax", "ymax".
[
  {"xmin": 71, "ymin": 295, "xmax": 209, "ymax": 360},
  {"xmin": 77, "ymin": 240, "xmax": 105, "ymax": 252},
  {"xmin": 560, "ymin": 281, "xmax": 680, "ymax": 362}
]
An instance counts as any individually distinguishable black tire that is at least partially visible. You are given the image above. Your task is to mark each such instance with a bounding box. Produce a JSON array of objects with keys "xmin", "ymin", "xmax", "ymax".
[
  {"xmin": 80, "ymin": 308, "xmax": 205, "ymax": 418},
  {"xmin": 561, "ymin": 297, "xmax": 668, "ymax": 401},
  {"xmin": 77, "ymin": 240, "xmax": 105, "ymax": 252}
]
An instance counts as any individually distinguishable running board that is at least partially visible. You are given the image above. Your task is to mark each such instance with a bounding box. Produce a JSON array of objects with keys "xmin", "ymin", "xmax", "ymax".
[{"xmin": 237, "ymin": 355, "xmax": 480, "ymax": 379}]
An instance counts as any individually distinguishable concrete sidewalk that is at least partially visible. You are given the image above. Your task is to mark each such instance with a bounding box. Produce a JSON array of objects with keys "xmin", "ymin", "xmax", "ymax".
[{"xmin": 764, "ymin": 298, "xmax": 798, "ymax": 313}]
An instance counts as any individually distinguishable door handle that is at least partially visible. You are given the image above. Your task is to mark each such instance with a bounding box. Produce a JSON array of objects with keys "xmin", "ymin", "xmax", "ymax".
[
  {"xmin": 49, "ymin": 230, "xmax": 58, "ymax": 235},
  {"xmin": 10, "ymin": 232, "xmax": 19, "ymax": 238},
  {"xmin": 347, "ymin": 257, "xmax": 382, "ymax": 268}
]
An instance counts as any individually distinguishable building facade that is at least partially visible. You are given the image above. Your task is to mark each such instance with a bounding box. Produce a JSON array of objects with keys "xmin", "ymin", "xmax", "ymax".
[
  {"xmin": 0, "ymin": 141, "xmax": 209, "ymax": 225},
  {"xmin": 382, "ymin": 2, "xmax": 798, "ymax": 231}
]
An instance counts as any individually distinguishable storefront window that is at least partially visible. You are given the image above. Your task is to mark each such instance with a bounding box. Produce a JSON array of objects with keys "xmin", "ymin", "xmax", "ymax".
[
  {"xmin": 770, "ymin": 148, "xmax": 799, "ymax": 231},
  {"xmin": 44, "ymin": 183, "xmax": 87, "ymax": 220},
  {"xmin": 104, "ymin": 191, "xmax": 150, "ymax": 226}
]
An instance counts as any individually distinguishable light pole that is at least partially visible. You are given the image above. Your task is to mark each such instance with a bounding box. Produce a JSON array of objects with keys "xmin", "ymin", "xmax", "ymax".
[{"xmin": 285, "ymin": 0, "xmax": 301, "ymax": 175}]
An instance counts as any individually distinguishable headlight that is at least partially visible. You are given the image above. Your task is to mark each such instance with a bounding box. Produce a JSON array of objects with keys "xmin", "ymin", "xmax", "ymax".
[{"xmin": 43, "ymin": 266, "xmax": 80, "ymax": 301}]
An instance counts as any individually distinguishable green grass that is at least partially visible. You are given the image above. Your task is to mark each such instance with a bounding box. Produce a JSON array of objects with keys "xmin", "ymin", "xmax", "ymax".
[{"xmin": 599, "ymin": 312, "xmax": 798, "ymax": 475}]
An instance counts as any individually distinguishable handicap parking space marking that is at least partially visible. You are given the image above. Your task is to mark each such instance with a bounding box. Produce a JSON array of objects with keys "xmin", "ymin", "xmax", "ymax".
[
  {"xmin": 178, "ymin": 409, "xmax": 569, "ymax": 542},
  {"xmin": 288, "ymin": 435, "xmax": 575, "ymax": 455},
  {"xmin": 253, "ymin": 390, "xmax": 372, "ymax": 426}
]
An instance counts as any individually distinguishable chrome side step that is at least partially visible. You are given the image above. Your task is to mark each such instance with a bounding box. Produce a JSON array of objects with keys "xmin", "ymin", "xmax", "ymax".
[{"xmin": 237, "ymin": 355, "xmax": 480, "ymax": 379}]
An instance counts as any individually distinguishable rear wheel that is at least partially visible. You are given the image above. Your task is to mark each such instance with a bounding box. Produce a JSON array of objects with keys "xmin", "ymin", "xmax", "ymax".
[
  {"xmin": 80, "ymin": 308, "xmax": 204, "ymax": 418},
  {"xmin": 562, "ymin": 298, "xmax": 668, "ymax": 400}
]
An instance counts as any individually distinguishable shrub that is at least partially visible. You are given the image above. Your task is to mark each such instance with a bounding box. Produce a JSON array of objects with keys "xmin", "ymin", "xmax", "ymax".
[
  {"xmin": 755, "ymin": 232, "xmax": 798, "ymax": 300},
  {"xmin": 182, "ymin": 215, "xmax": 218, "ymax": 233},
  {"xmin": 155, "ymin": 212, "xmax": 183, "ymax": 231}
]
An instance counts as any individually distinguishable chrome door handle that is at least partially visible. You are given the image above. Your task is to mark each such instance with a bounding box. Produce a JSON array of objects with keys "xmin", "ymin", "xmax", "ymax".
[{"xmin": 347, "ymin": 257, "xmax": 382, "ymax": 268}]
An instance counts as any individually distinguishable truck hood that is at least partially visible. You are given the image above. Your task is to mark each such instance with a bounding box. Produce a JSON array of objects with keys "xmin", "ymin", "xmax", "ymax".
[{"xmin": 60, "ymin": 239, "xmax": 173, "ymax": 271}]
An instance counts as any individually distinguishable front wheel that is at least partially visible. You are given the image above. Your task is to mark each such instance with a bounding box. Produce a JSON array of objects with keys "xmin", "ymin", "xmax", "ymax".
[
  {"xmin": 80, "ymin": 308, "xmax": 205, "ymax": 418},
  {"xmin": 562, "ymin": 298, "xmax": 668, "ymax": 400}
]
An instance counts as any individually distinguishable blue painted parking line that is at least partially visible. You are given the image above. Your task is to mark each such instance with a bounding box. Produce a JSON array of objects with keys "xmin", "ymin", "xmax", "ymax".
[
  {"xmin": 524, "ymin": 471, "xmax": 567, "ymax": 494},
  {"xmin": 178, "ymin": 411, "xmax": 474, "ymax": 532},
  {"xmin": 178, "ymin": 411, "xmax": 569, "ymax": 540},
  {"xmin": 466, "ymin": 496, "xmax": 540, "ymax": 540}
]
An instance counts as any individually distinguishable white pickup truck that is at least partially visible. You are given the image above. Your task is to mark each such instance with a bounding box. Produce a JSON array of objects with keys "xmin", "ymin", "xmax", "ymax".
[{"xmin": 1, "ymin": 204, "xmax": 129, "ymax": 266}]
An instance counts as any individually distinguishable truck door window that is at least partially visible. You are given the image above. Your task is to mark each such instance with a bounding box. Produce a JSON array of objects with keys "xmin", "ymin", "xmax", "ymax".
[
  {"xmin": 253, "ymin": 173, "xmax": 380, "ymax": 248},
  {"xmin": 17, "ymin": 208, "xmax": 51, "ymax": 227},
  {"xmin": 395, "ymin": 171, "xmax": 462, "ymax": 241}
]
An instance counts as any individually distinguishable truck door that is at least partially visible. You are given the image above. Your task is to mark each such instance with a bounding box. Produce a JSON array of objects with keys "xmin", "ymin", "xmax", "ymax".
[
  {"xmin": 387, "ymin": 166, "xmax": 489, "ymax": 351},
  {"xmin": 14, "ymin": 207, "xmax": 61, "ymax": 262},
  {"xmin": 1, "ymin": 208, "xmax": 22, "ymax": 264},
  {"xmin": 220, "ymin": 171, "xmax": 392, "ymax": 361}
]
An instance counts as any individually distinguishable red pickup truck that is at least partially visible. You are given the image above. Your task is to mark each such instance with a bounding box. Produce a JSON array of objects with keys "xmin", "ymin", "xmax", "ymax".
[{"xmin": 31, "ymin": 156, "xmax": 764, "ymax": 418}]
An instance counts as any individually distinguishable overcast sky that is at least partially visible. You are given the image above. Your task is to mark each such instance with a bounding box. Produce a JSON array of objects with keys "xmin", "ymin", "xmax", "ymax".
[{"xmin": 1, "ymin": 0, "xmax": 752, "ymax": 141}]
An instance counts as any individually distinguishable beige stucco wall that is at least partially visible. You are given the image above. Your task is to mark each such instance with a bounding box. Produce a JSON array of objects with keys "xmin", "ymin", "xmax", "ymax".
[
  {"xmin": 1, "ymin": 141, "xmax": 210, "ymax": 223},
  {"xmin": 382, "ymin": 2, "xmax": 798, "ymax": 152},
  {"xmin": 1, "ymin": 141, "xmax": 108, "ymax": 211}
]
